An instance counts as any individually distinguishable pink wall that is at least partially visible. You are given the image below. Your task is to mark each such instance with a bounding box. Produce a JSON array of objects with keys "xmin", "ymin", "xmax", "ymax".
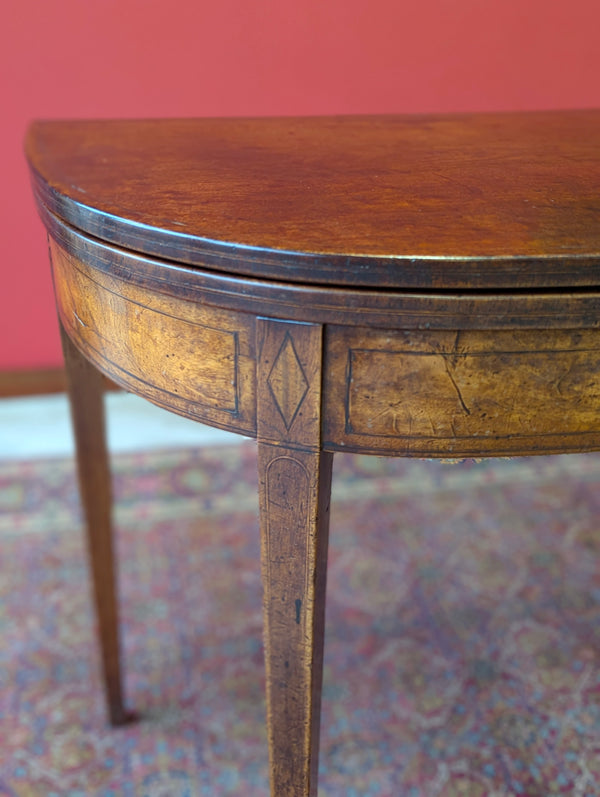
[{"xmin": 3, "ymin": 0, "xmax": 600, "ymax": 370}]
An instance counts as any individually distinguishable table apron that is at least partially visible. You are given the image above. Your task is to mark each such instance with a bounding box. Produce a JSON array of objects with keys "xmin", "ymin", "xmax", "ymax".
[{"xmin": 49, "ymin": 234, "xmax": 600, "ymax": 458}]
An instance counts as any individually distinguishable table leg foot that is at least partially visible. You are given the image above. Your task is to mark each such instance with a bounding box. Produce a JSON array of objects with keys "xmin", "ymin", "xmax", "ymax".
[{"xmin": 110, "ymin": 707, "xmax": 139, "ymax": 727}]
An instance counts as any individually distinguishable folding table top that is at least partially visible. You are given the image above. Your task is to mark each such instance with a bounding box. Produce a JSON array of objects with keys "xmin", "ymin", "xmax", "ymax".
[{"xmin": 26, "ymin": 111, "xmax": 600, "ymax": 290}]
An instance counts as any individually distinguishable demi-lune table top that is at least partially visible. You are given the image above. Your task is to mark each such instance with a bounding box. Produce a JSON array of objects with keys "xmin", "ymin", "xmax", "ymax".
[{"xmin": 26, "ymin": 111, "xmax": 600, "ymax": 290}]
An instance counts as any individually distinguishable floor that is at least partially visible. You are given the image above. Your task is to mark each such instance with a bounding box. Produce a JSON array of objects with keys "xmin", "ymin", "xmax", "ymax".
[{"xmin": 0, "ymin": 392, "xmax": 240, "ymax": 460}]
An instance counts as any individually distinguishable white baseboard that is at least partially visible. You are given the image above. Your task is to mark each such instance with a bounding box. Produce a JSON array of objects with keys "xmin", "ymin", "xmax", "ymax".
[{"xmin": 0, "ymin": 392, "xmax": 242, "ymax": 460}]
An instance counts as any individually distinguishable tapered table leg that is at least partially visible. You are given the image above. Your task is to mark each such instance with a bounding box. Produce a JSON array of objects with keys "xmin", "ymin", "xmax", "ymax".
[
  {"xmin": 257, "ymin": 318, "xmax": 333, "ymax": 796},
  {"xmin": 60, "ymin": 322, "xmax": 131, "ymax": 726}
]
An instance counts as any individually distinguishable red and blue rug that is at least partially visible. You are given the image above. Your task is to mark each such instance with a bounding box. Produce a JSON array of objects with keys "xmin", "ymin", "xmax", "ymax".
[{"xmin": 2, "ymin": 444, "xmax": 600, "ymax": 795}]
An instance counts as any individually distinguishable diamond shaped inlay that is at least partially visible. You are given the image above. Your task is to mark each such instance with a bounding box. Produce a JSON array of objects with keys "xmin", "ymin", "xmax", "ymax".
[{"xmin": 267, "ymin": 333, "xmax": 309, "ymax": 430}]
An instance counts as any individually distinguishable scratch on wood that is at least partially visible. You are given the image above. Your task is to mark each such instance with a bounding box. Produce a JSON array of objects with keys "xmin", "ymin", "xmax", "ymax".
[
  {"xmin": 442, "ymin": 355, "xmax": 471, "ymax": 415},
  {"xmin": 554, "ymin": 361, "xmax": 575, "ymax": 398},
  {"xmin": 73, "ymin": 310, "xmax": 87, "ymax": 328}
]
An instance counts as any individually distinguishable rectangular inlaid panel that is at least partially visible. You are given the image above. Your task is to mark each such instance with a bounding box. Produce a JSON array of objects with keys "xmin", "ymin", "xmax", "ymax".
[
  {"xmin": 324, "ymin": 326, "xmax": 600, "ymax": 457},
  {"xmin": 50, "ymin": 238, "xmax": 256, "ymax": 434}
]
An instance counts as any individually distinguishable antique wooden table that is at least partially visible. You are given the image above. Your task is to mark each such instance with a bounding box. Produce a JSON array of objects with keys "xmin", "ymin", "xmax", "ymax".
[{"xmin": 26, "ymin": 112, "xmax": 600, "ymax": 796}]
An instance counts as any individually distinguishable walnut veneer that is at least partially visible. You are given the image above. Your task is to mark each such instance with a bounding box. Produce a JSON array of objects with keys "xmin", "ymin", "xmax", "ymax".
[{"xmin": 26, "ymin": 111, "xmax": 600, "ymax": 795}]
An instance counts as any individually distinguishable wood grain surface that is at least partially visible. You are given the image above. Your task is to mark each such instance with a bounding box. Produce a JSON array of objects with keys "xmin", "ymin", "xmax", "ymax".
[
  {"xmin": 324, "ymin": 326, "xmax": 600, "ymax": 457},
  {"xmin": 27, "ymin": 112, "xmax": 600, "ymax": 289},
  {"xmin": 49, "ymin": 238, "xmax": 256, "ymax": 436}
]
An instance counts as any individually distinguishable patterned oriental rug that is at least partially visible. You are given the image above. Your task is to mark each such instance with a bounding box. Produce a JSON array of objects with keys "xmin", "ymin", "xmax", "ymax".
[{"xmin": 2, "ymin": 444, "xmax": 600, "ymax": 796}]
